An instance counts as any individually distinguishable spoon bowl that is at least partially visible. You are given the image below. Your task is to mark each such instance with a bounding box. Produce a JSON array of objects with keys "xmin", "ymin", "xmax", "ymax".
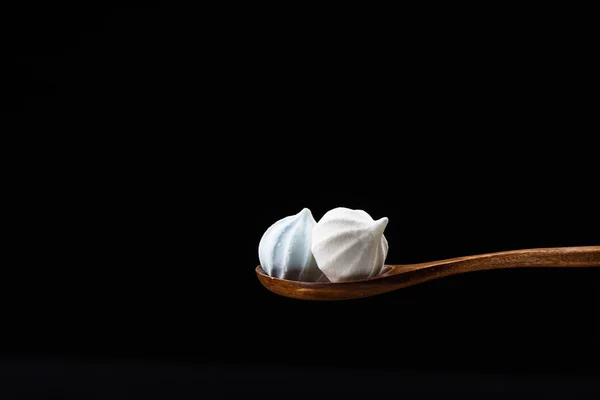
[{"xmin": 256, "ymin": 246, "xmax": 600, "ymax": 300}]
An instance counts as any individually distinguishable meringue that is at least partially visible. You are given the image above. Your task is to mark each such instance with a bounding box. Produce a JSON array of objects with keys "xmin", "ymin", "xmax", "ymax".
[
  {"xmin": 311, "ymin": 207, "xmax": 389, "ymax": 282},
  {"xmin": 258, "ymin": 208, "xmax": 325, "ymax": 282}
]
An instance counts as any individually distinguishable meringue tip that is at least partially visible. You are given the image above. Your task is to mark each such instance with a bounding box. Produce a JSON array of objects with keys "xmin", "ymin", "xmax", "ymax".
[
  {"xmin": 298, "ymin": 207, "xmax": 313, "ymax": 218},
  {"xmin": 372, "ymin": 217, "xmax": 389, "ymax": 235}
]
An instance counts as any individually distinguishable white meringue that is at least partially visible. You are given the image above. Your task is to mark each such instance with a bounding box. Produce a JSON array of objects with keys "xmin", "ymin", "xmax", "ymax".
[
  {"xmin": 258, "ymin": 208, "xmax": 325, "ymax": 282},
  {"xmin": 311, "ymin": 207, "xmax": 389, "ymax": 282}
]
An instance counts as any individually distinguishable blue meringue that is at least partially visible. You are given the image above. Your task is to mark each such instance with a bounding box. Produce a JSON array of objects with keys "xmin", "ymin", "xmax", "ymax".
[{"xmin": 258, "ymin": 208, "xmax": 325, "ymax": 282}]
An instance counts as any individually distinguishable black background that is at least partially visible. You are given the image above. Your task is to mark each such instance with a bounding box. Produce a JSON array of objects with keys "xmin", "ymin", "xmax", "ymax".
[{"xmin": 3, "ymin": 5, "xmax": 599, "ymax": 398}]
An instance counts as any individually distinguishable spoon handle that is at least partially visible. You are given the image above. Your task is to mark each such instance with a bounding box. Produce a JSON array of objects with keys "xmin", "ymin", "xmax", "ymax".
[{"xmin": 414, "ymin": 246, "xmax": 600, "ymax": 273}]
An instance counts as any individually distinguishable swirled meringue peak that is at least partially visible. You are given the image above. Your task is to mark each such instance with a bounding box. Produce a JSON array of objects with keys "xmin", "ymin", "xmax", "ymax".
[
  {"xmin": 311, "ymin": 207, "xmax": 389, "ymax": 282},
  {"xmin": 258, "ymin": 208, "xmax": 325, "ymax": 282}
]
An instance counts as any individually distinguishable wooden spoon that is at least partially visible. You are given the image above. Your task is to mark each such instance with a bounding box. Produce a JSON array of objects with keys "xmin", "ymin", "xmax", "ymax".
[{"xmin": 255, "ymin": 246, "xmax": 600, "ymax": 300}]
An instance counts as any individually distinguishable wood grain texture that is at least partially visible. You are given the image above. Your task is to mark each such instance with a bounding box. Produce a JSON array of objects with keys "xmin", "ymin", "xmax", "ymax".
[{"xmin": 256, "ymin": 246, "xmax": 600, "ymax": 300}]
